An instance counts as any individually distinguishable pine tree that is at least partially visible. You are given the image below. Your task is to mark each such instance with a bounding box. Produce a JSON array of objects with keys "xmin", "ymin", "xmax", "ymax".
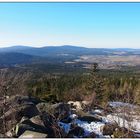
[{"xmin": 87, "ymin": 63, "xmax": 105, "ymax": 106}]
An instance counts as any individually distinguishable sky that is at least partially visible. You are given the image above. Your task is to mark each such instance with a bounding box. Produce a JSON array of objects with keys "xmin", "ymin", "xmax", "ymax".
[{"xmin": 0, "ymin": 2, "xmax": 140, "ymax": 48}]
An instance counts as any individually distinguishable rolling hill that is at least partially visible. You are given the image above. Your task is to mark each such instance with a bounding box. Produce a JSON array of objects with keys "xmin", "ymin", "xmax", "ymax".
[
  {"xmin": 0, "ymin": 45, "xmax": 140, "ymax": 68},
  {"xmin": 1, "ymin": 45, "xmax": 139, "ymax": 57},
  {"xmin": 0, "ymin": 52, "xmax": 40, "ymax": 66}
]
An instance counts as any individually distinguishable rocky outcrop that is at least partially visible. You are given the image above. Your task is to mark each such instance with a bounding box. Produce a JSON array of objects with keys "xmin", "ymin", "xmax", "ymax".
[
  {"xmin": 54, "ymin": 103, "xmax": 71, "ymax": 119},
  {"xmin": 30, "ymin": 115, "xmax": 45, "ymax": 127},
  {"xmin": 15, "ymin": 104, "xmax": 39, "ymax": 121},
  {"xmin": 1, "ymin": 97, "xmax": 140, "ymax": 138},
  {"xmin": 19, "ymin": 130, "xmax": 47, "ymax": 138},
  {"xmin": 15, "ymin": 119, "xmax": 48, "ymax": 137},
  {"xmin": 78, "ymin": 114, "xmax": 102, "ymax": 123},
  {"xmin": 0, "ymin": 95, "xmax": 40, "ymax": 133}
]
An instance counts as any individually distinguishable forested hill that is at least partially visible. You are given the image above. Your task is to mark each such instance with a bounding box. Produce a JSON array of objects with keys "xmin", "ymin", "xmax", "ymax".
[
  {"xmin": 0, "ymin": 45, "xmax": 140, "ymax": 57},
  {"xmin": 0, "ymin": 52, "xmax": 40, "ymax": 65},
  {"xmin": 0, "ymin": 45, "xmax": 140, "ymax": 68}
]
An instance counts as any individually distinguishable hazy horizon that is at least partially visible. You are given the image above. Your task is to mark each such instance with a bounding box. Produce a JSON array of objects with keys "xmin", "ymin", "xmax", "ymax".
[
  {"xmin": 0, "ymin": 45, "xmax": 140, "ymax": 49},
  {"xmin": 0, "ymin": 3, "xmax": 140, "ymax": 49}
]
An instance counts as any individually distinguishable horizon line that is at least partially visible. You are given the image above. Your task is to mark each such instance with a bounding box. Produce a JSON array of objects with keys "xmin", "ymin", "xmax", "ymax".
[{"xmin": 0, "ymin": 44, "xmax": 140, "ymax": 49}]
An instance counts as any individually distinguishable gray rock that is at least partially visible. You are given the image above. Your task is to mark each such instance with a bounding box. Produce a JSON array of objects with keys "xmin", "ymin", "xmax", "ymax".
[
  {"xmin": 16, "ymin": 104, "xmax": 39, "ymax": 120},
  {"xmin": 78, "ymin": 114, "xmax": 102, "ymax": 123},
  {"xmin": 19, "ymin": 130, "xmax": 47, "ymax": 138},
  {"xmin": 40, "ymin": 112, "xmax": 56, "ymax": 127},
  {"xmin": 54, "ymin": 103, "xmax": 71, "ymax": 120},
  {"xmin": 30, "ymin": 115, "xmax": 45, "ymax": 127},
  {"xmin": 20, "ymin": 116, "xmax": 29, "ymax": 123},
  {"xmin": 37, "ymin": 102, "xmax": 71, "ymax": 120},
  {"xmin": 0, "ymin": 104, "xmax": 39, "ymax": 134},
  {"xmin": 15, "ymin": 120, "xmax": 48, "ymax": 137}
]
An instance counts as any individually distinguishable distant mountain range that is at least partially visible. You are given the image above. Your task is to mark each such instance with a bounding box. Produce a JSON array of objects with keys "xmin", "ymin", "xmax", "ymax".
[
  {"xmin": 0, "ymin": 45, "xmax": 139, "ymax": 67},
  {"xmin": 0, "ymin": 45, "xmax": 140, "ymax": 56}
]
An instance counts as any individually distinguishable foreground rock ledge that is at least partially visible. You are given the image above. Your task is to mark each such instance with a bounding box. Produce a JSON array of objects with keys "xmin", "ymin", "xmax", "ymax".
[{"xmin": 19, "ymin": 130, "xmax": 47, "ymax": 138}]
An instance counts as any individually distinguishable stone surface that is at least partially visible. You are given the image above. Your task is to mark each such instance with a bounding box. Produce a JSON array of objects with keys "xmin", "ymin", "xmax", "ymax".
[
  {"xmin": 19, "ymin": 130, "xmax": 47, "ymax": 138},
  {"xmin": 54, "ymin": 103, "xmax": 71, "ymax": 120},
  {"xmin": 15, "ymin": 119, "xmax": 48, "ymax": 137},
  {"xmin": 30, "ymin": 115, "xmax": 45, "ymax": 127},
  {"xmin": 16, "ymin": 104, "xmax": 39, "ymax": 119},
  {"xmin": 78, "ymin": 114, "xmax": 102, "ymax": 123}
]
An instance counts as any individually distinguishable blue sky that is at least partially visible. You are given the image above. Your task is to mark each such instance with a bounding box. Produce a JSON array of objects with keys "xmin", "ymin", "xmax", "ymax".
[{"xmin": 0, "ymin": 3, "xmax": 140, "ymax": 48}]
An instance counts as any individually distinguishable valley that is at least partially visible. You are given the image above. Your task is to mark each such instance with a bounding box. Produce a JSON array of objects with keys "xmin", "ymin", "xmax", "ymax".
[{"xmin": 0, "ymin": 45, "xmax": 140, "ymax": 138}]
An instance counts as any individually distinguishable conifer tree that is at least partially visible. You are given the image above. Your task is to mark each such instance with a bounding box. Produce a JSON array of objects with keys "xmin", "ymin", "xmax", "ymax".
[{"xmin": 87, "ymin": 63, "xmax": 105, "ymax": 106}]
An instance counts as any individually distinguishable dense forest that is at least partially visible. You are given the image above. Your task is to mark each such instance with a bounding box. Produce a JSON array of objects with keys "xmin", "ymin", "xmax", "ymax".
[
  {"xmin": 1, "ymin": 63, "xmax": 138, "ymax": 107},
  {"xmin": 26, "ymin": 64, "xmax": 140, "ymax": 106},
  {"xmin": 1, "ymin": 64, "xmax": 140, "ymax": 104}
]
